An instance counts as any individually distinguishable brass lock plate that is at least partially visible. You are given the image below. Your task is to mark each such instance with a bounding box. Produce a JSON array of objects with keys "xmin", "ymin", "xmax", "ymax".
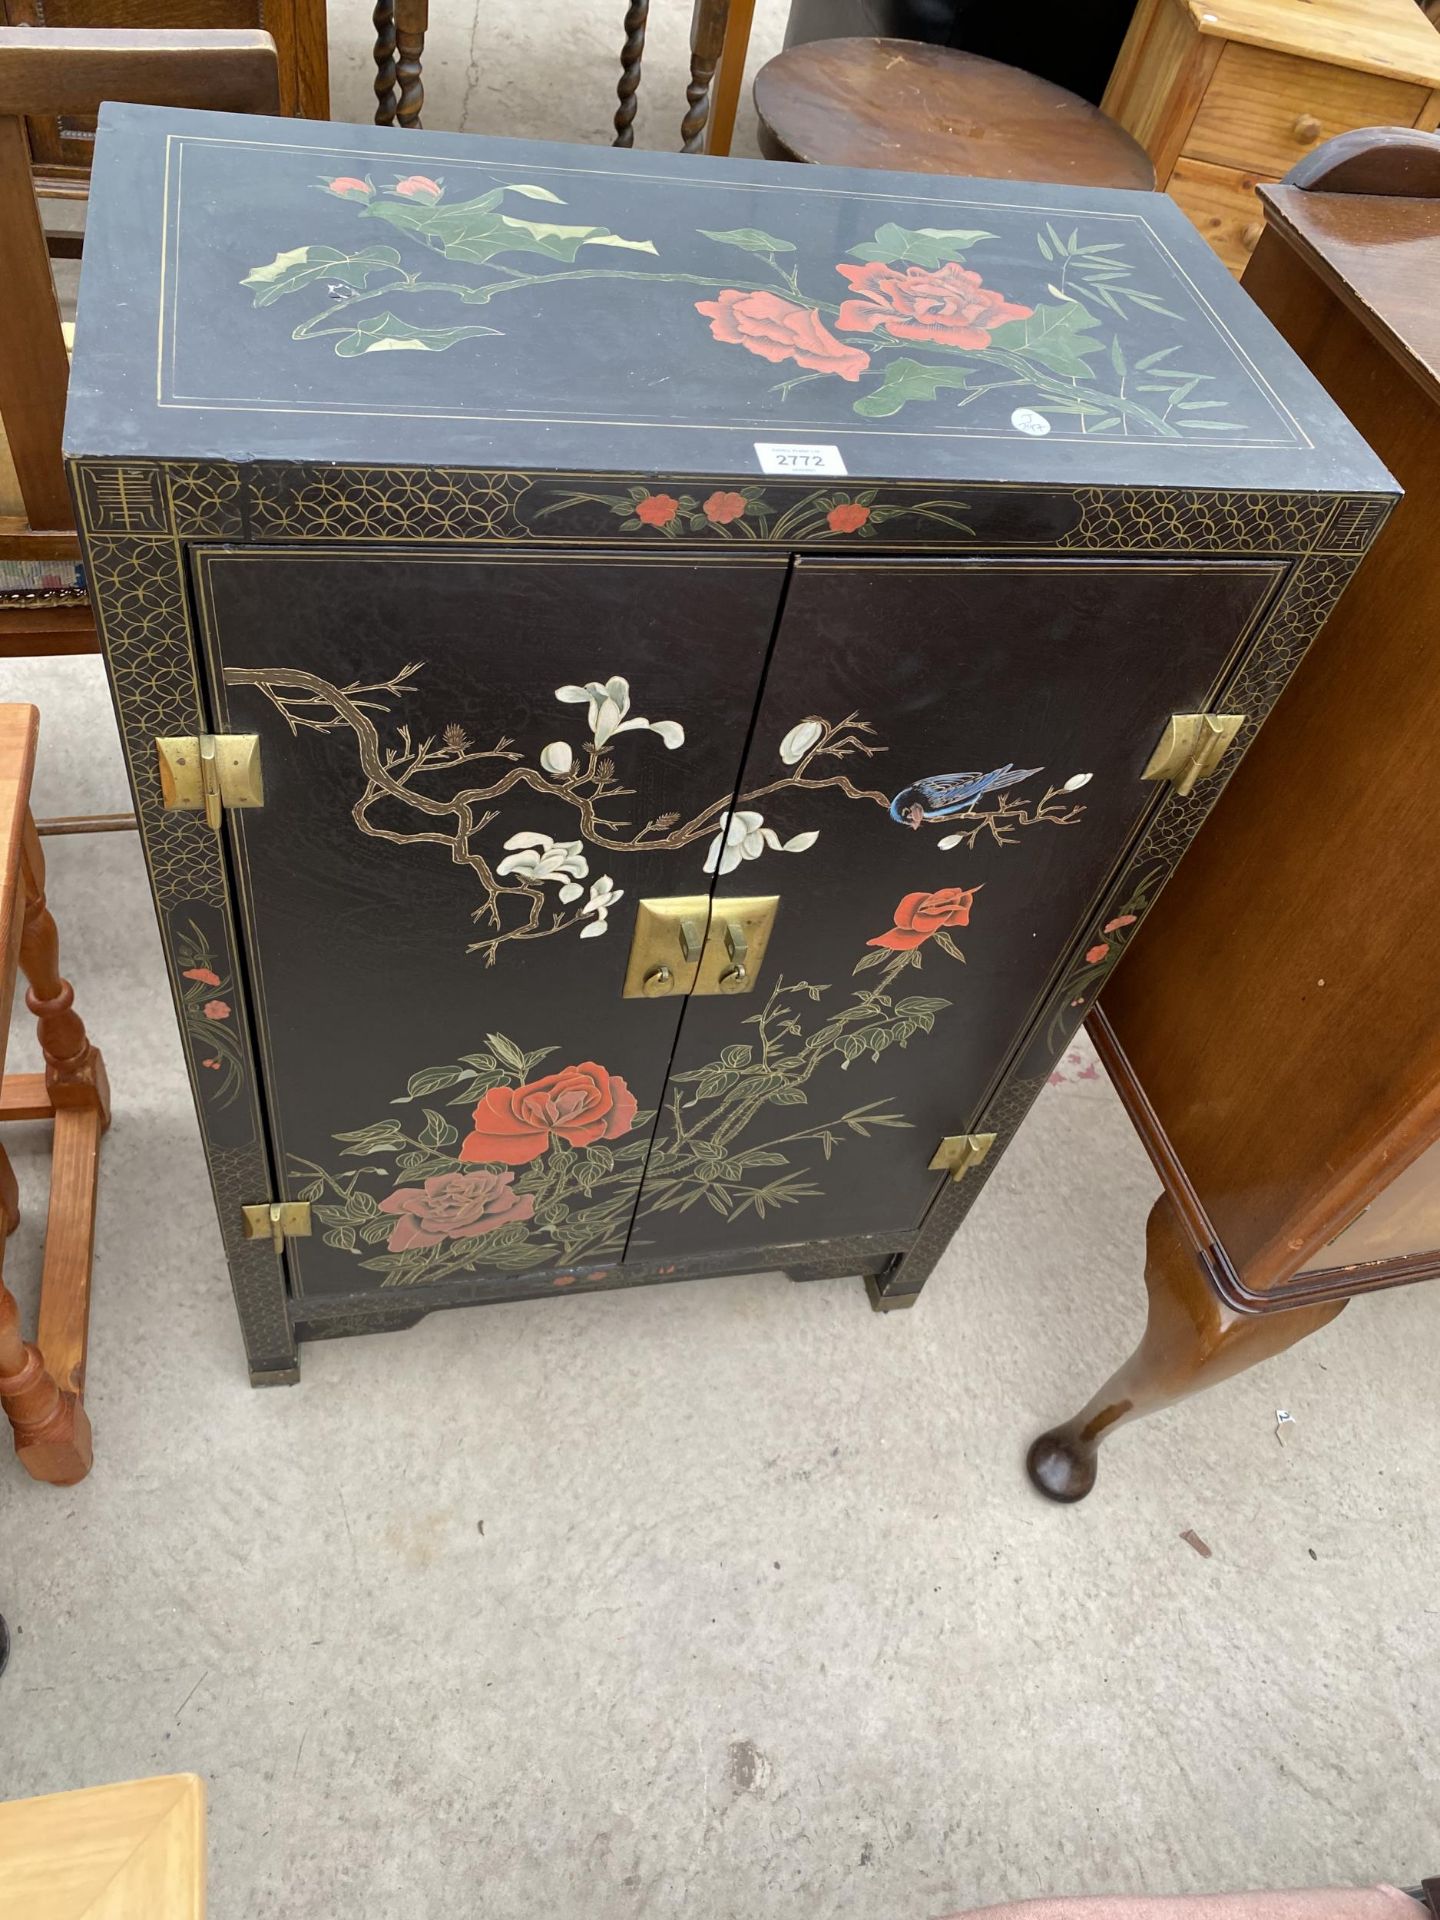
[{"xmin": 622, "ymin": 895, "xmax": 780, "ymax": 999}]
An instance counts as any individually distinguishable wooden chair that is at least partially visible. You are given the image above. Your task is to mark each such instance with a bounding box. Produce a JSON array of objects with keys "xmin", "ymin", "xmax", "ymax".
[
  {"xmin": 4, "ymin": 0, "xmax": 326, "ymax": 188},
  {"xmin": 0, "ymin": 27, "xmax": 282, "ymax": 658},
  {"xmin": 0, "ymin": 705, "xmax": 107, "ymax": 1487},
  {"xmin": 613, "ymin": 0, "xmax": 734, "ymax": 152}
]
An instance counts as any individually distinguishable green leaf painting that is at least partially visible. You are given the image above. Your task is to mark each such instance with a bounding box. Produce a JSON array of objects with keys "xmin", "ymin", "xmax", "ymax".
[
  {"xmin": 852, "ymin": 357, "xmax": 973, "ymax": 419},
  {"xmin": 329, "ymin": 311, "xmax": 504, "ymax": 356},
  {"xmin": 986, "ymin": 301, "xmax": 1107, "ymax": 381},
  {"xmin": 847, "ymin": 222, "xmax": 997, "ymax": 267},
  {"xmin": 242, "ymin": 243, "xmax": 403, "ymax": 306},
  {"xmin": 699, "ymin": 226, "xmax": 797, "ymax": 254}
]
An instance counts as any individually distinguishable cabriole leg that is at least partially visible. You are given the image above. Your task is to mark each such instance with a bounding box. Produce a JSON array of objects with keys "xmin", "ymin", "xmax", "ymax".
[{"xmin": 1027, "ymin": 1194, "xmax": 1345, "ymax": 1504}]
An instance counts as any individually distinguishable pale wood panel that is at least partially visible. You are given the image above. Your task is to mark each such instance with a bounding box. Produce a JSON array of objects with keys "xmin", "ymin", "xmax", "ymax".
[
  {"xmin": 1168, "ymin": 153, "xmax": 1275, "ymax": 273},
  {"xmin": 1179, "ymin": 0, "xmax": 1440, "ymax": 87},
  {"xmin": 1102, "ymin": 0, "xmax": 1221, "ymax": 181},
  {"xmin": 1303, "ymin": 1135, "xmax": 1440, "ymax": 1270},
  {"xmin": 1187, "ymin": 40, "xmax": 1428, "ymax": 175},
  {"xmin": 1418, "ymin": 86, "xmax": 1440, "ymax": 130},
  {"xmin": 0, "ymin": 1773, "xmax": 204, "ymax": 1919}
]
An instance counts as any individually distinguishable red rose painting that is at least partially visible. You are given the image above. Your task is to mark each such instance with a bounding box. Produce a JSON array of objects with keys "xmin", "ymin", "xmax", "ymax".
[
  {"xmin": 183, "ymin": 966, "xmax": 221, "ymax": 987},
  {"xmin": 868, "ymin": 887, "xmax": 978, "ymax": 952},
  {"xmin": 635, "ymin": 494, "xmax": 679, "ymax": 528},
  {"xmin": 836, "ymin": 261, "xmax": 1033, "ymax": 350},
  {"xmin": 462, "ymin": 1062, "xmax": 639, "ymax": 1166},
  {"xmin": 325, "ymin": 176, "xmax": 373, "ymax": 202},
  {"xmin": 379, "ymin": 1168, "xmax": 534, "ymax": 1251},
  {"xmin": 695, "ymin": 290, "xmax": 871, "ymax": 382},
  {"xmin": 827, "ymin": 503, "xmax": 870, "ymax": 534},
  {"xmin": 202, "ymin": 999, "xmax": 231, "ymax": 1021},
  {"xmin": 703, "ymin": 491, "xmax": 748, "ymax": 525}
]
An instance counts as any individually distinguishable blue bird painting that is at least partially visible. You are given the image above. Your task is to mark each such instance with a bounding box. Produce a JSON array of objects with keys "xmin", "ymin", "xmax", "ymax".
[{"xmin": 889, "ymin": 764, "xmax": 1043, "ymax": 829}]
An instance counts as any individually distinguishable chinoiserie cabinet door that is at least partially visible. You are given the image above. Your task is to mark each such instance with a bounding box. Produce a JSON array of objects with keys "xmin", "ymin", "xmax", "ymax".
[
  {"xmin": 193, "ymin": 547, "xmax": 790, "ymax": 1299},
  {"xmin": 630, "ymin": 553, "xmax": 1286, "ymax": 1262}
]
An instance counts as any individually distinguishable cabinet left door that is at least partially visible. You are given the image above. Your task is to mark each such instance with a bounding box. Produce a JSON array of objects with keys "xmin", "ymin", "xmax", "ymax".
[{"xmin": 192, "ymin": 545, "xmax": 790, "ymax": 1300}]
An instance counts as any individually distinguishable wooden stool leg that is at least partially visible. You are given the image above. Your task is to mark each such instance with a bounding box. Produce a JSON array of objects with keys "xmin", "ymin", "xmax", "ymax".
[
  {"xmin": 20, "ymin": 820, "xmax": 108, "ymax": 1124},
  {"xmin": 0, "ymin": 1174, "xmax": 91, "ymax": 1485},
  {"xmin": 372, "ymin": 0, "xmax": 397, "ymax": 124},
  {"xmin": 1027, "ymin": 1194, "xmax": 1345, "ymax": 1504},
  {"xmin": 17, "ymin": 820, "xmax": 106, "ymax": 1441},
  {"xmin": 614, "ymin": 0, "xmax": 650, "ymax": 148}
]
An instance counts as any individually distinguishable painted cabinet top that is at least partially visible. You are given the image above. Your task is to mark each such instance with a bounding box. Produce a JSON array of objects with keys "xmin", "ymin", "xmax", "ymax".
[{"xmin": 66, "ymin": 104, "xmax": 1391, "ymax": 494}]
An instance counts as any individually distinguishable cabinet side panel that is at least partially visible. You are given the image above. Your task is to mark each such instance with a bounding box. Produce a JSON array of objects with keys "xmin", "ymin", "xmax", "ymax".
[{"xmin": 69, "ymin": 458, "xmax": 297, "ymax": 1381}]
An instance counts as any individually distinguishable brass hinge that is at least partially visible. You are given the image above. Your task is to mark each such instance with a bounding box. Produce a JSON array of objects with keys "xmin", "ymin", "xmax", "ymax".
[
  {"xmin": 929, "ymin": 1132, "xmax": 997, "ymax": 1182},
  {"xmin": 240, "ymin": 1201, "xmax": 312, "ymax": 1252},
  {"xmin": 156, "ymin": 734, "xmax": 263, "ymax": 832},
  {"xmin": 1142, "ymin": 713, "xmax": 1245, "ymax": 798}
]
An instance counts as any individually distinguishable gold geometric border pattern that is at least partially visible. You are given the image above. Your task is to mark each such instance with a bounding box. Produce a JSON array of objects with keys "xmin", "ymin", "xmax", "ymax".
[{"xmin": 73, "ymin": 464, "xmax": 298, "ymax": 1381}]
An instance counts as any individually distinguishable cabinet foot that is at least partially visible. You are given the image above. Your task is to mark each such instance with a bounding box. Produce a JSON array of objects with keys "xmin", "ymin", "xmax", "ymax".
[
  {"xmin": 866, "ymin": 1275, "xmax": 920, "ymax": 1312},
  {"xmin": 1027, "ymin": 1194, "xmax": 1345, "ymax": 1504},
  {"xmin": 249, "ymin": 1362, "xmax": 301, "ymax": 1388}
]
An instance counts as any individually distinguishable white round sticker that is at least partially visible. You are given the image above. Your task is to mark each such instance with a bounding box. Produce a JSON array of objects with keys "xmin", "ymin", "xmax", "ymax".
[{"xmin": 1011, "ymin": 407, "xmax": 1051, "ymax": 437}]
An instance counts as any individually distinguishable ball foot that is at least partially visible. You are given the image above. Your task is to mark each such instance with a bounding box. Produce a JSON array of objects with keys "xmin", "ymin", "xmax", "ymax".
[{"xmin": 1026, "ymin": 1429, "xmax": 1098, "ymax": 1504}]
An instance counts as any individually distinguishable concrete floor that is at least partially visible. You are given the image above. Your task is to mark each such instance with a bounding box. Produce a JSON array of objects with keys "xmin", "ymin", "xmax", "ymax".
[{"xmin": 3, "ymin": 5, "xmax": 1440, "ymax": 1915}]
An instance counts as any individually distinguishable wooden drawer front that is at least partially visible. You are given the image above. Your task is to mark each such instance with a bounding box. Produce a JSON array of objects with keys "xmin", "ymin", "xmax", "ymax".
[
  {"xmin": 1168, "ymin": 155, "xmax": 1274, "ymax": 275},
  {"xmin": 1186, "ymin": 42, "xmax": 1428, "ymax": 178}
]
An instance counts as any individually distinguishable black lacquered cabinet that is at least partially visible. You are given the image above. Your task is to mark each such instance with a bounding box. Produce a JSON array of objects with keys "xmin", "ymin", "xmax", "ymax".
[{"xmin": 67, "ymin": 105, "xmax": 1392, "ymax": 1381}]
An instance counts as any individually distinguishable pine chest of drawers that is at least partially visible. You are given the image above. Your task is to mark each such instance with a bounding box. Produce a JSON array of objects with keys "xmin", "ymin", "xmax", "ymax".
[
  {"xmin": 67, "ymin": 104, "xmax": 1392, "ymax": 1382},
  {"xmin": 1103, "ymin": 0, "xmax": 1440, "ymax": 276}
]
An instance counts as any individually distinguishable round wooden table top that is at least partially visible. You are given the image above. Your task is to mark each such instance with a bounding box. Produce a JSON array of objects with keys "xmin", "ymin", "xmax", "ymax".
[{"xmin": 753, "ymin": 38, "xmax": 1156, "ymax": 192}]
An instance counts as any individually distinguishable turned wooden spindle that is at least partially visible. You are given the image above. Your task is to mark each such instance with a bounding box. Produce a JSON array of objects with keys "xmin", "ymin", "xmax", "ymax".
[
  {"xmin": 681, "ymin": 0, "xmax": 730, "ymax": 153},
  {"xmin": 372, "ymin": 0, "xmax": 398, "ymax": 125},
  {"xmin": 0, "ymin": 1145, "xmax": 91, "ymax": 1485},
  {"xmin": 20, "ymin": 823, "xmax": 109, "ymax": 1123},
  {"xmin": 394, "ymin": 0, "xmax": 428, "ymax": 130},
  {"xmin": 613, "ymin": 0, "xmax": 650, "ymax": 148}
]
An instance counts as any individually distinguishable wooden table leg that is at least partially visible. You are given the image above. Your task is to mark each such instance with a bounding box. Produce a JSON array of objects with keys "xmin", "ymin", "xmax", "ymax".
[
  {"xmin": 707, "ymin": 0, "xmax": 755, "ymax": 156},
  {"xmin": 613, "ymin": 0, "xmax": 650, "ymax": 148},
  {"xmin": 394, "ymin": 0, "xmax": 428, "ymax": 130},
  {"xmin": 18, "ymin": 818, "xmax": 107, "ymax": 1426},
  {"xmin": 0, "ymin": 1143, "xmax": 91, "ymax": 1486},
  {"xmin": 372, "ymin": 0, "xmax": 397, "ymax": 125},
  {"xmin": 1027, "ymin": 1193, "xmax": 1345, "ymax": 1503}
]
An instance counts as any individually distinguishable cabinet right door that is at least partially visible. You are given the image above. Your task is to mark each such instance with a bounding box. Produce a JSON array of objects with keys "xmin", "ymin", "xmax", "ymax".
[{"xmin": 630, "ymin": 554, "xmax": 1285, "ymax": 1263}]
